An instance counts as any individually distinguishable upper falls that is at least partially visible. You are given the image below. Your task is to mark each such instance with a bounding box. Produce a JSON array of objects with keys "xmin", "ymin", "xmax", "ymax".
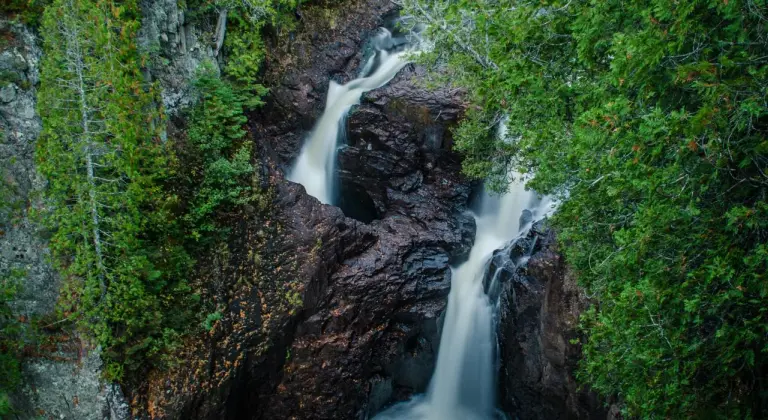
[{"xmin": 288, "ymin": 28, "xmax": 413, "ymax": 204}]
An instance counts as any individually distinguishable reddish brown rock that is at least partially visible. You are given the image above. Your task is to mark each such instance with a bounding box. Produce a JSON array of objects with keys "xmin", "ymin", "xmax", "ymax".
[{"xmin": 494, "ymin": 223, "xmax": 609, "ymax": 419}]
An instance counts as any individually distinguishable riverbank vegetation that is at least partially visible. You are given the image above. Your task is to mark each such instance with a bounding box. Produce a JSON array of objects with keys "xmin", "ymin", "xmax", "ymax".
[{"xmin": 399, "ymin": 0, "xmax": 768, "ymax": 417}]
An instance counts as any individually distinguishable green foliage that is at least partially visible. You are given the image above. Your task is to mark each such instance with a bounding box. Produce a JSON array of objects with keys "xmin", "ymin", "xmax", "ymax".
[
  {"xmin": 0, "ymin": 0, "xmax": 49, "ymax": 25},
  {"xmin": 183, "ymin": 0, "xmax": 300, "ymax": 104},
  {"xmin": 0, "ymin": 268, "xmax": 26, "ymax": 417},
  {"xmin": 185, "ymin": 63, "xmax": 256, "ymax": 241},
  {"xmin": 32, "ymin": 0, "xmax": 283, "ymax": 385},
  {"xmin": 403, "ymin": 0, "xmax": 768, "ymax": 417},
  {"xmin": 222, "ymin": 9, "xmax": 270, "ymax": 105},
  {"xmin": 202, "ymin": 310, "xmax": 222, "ymax": 331},
  {"xmin": 37, "ymin": 0, "xmax": 194, "ymax": 381}
]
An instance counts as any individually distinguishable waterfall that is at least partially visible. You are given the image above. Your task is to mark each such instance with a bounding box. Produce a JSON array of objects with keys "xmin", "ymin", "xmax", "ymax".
[
  {"xmin": 374, "ymin": 125, "xmax": 556, "ymax": 420},
  {"xmin": 289, "ymin": 19, "xmax": 557, "ymax": 419},
  {"xmin": 288, "ymin": 28, "xmax": 412, "ymax": 204},
  {"xmin": 426, "ymin": 184, "xmax": 547, "ymax": 419}
]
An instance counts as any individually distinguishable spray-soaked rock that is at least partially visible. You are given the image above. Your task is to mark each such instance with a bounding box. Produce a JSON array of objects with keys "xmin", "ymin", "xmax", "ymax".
[{"xmin": 494, "ymin": 222, "xmax": 609, "ymax": 419}]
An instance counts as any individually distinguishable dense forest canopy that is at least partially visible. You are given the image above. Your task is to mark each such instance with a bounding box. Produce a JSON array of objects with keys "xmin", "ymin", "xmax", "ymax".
[{"xmin": 400, "ymin": 0, "xmax": 768, "ymax": 417}]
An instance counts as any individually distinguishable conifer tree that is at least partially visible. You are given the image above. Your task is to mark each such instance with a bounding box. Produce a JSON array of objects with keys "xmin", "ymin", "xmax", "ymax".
[{"xmin": 37, "ymin": 0, "xmax": 191, "ymax": 379}]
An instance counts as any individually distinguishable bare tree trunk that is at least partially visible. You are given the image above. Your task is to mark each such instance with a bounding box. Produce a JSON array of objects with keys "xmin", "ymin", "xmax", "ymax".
[
  {"xmin": 62, "ymin": 0, "xmax": 108, "ymax": 299},
  {"xmin": 214, "ymin": 8, "xmax": 228, "ymax": 57}
]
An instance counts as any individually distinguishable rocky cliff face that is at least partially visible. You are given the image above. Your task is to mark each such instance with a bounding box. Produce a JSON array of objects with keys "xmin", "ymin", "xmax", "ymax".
[
  {"xmin": 138, "ymin": 0, "xmax": 220, "ymax": 115},
  {"xmin": 0, "ymin": 18, "xmax": 129, "ymax": 420},
  {"xmin": 139, "ymin": 1, "xmax": 476, "ymax": 418},
  {"xmin": 0, "ymin": 20, "xmax": 50, "ymax": 317},
  {"xmin": 489, "ymin": 222, "xmax": 608, "ymax": 419}
]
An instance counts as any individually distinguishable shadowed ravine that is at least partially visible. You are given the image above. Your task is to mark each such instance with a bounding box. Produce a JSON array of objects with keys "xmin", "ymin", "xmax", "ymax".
[
  {"xmin": 287, "ymin": 20, "xmax": 559, "ymax": 419},
  {"xmin": 290, "ymin": 40, "xmax": 559, "ymax": 414}
]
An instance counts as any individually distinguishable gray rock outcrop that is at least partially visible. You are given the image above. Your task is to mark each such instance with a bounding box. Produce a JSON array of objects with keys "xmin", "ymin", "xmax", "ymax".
[
  {"xmin": 138, "ymin": 0, "xmax": 220, "ymax": 115},
  {"xmin": 0, "ymin": 19, "xmax": 52, "ymax": 317},
  {"xmin": 0, "ymin": 18, "xmax": 128, "ymax": 420}
]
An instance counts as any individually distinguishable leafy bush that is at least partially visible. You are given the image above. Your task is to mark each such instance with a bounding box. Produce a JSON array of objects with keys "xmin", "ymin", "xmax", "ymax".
[{"xmin": 185, "ymin": 63, "xmax": 257, "ymax": 241}]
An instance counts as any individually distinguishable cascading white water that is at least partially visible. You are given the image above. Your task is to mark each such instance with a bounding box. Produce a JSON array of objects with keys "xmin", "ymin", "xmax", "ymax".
[
  {"xmin": 429, "ymin": 182, "xmax": 547, "ymax": 416},
  {"xmin": 288, "ymin": 29, "xmax": 412, "ymax": 204},
  {"xmin": 289, "ymin": 19, "xmax": 556, "ymax": 418},
  {"xmin": 375, "ymin": 121, "xmax": 555, "ymax": 420}
]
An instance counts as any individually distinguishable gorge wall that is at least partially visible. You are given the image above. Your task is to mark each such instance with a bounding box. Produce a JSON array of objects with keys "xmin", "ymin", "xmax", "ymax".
[
  {"xmin": 140, "ymin": 1, "xmax": 475, "ymax": 418},
  {"xmin": 2, "ymin": 1, "xmax": 607, "ymax": 419},
  {"xmin": 489, "ymin": 223, "xmax": 611, "ymax": 420}
]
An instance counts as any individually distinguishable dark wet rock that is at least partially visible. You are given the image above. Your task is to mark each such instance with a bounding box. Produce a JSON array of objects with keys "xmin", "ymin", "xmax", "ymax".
[
  {"xmin": 391, "ymin": 171, "xmax": 423, "ymax": 193},
  {"xmin": 135, "ymin": 179, "xmax": 372, "ymax": 419},
  {"xmin": 251, "ymin": 0, "xmax": 464, "ymax": 171},
  {"xmin": 251, "ymin": 0, "xmax": 399, "ymax": 164},
  {"xmin": 141, "ymin": 162, "xmax": 471, "ymax": 419},
  {"xmin": 519, "ymin": 208, "xmax": 533, "ymax": 229},
  {"xmin": 252, "ymin": 168, "xmax": 472, "ymax": 419},
  {"xmin": 334, "ymin": 68, "xmax": 466, "ymax": 224},
  {"xmin": 240, "ymin": 3, "xmax": 475, "ymax": 416},
  {"xmin": 137, "ymin": 1, "xmax": 473, "ymax": 417},
  {"xmin": 250, "ymin": 0, "xmax": 469, "ymax": 231},
  {"xmin": 492, "ymin": 222, "xmax": 608, "ymax": 419},
  {"xmin": 337, "ymin": 175, "xmax": 383, "ymax": 223}
]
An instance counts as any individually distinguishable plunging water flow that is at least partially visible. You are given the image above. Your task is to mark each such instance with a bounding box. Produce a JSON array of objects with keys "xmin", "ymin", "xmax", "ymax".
[
  {"xmin": 288, "ymin": 28, "xmax": 415, "ymax": 204},
  {"xmin": 374, "ymin": 122, "xmax": 556, "ymax": 420},
  {"xmin": 290, "ymin": 19, "xmax": 557, "ymax": 419}
]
